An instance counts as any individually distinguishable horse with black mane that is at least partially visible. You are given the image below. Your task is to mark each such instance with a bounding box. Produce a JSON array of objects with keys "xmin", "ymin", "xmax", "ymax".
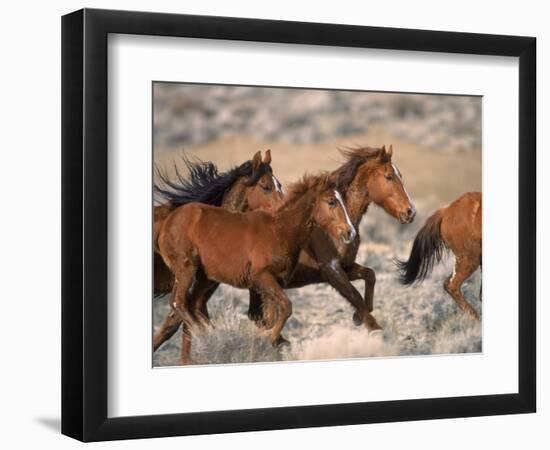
[
  {"xmin": 157, "ymin": 174, "xmax": 355, "ymax": 363},
  {"xmin": 153, "ymin": 150, "xmax": 283, "ymax": 297}
]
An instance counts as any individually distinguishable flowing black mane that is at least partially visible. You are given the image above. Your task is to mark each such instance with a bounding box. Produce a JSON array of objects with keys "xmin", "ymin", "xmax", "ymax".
[{"xmin": 154, "ymin": 153, "xmax": 272, "ymax": 208}]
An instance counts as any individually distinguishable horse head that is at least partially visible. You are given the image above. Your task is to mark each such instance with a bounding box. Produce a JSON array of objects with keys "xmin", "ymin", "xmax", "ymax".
[
  {"xmin": 349, "ymin": 144, "xmax": 416, "ymax": 224},
  {"xmin": 312, "ymin": 176, "xmax": 356, "ymax": 245},
  {"xmin": 243, "ymin": 149, "xmax": 284, "ymax": 212}
]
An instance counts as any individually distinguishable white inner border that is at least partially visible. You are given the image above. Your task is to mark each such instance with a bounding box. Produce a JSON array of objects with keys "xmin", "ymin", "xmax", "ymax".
[{"xmin": 107, "ymin": 34, "xmax": 519, "ymax": 418}]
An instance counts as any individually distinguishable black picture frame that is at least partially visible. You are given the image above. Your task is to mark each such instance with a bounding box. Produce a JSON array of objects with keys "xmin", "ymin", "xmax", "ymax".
[{"xmin": 62, "ymin": 8, "xmax": 536, "ymax": 442}]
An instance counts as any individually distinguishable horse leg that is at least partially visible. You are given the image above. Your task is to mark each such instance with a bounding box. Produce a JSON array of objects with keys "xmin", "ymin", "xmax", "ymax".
[
  {"xmin": 153, "ymin": 310, "xmax": 181, "ymax": 352},
  {"xmin": 248, "ymin": 290, "xmax": 264, "ymax": 324},
  {"xmin": 320, "ymin": 261, "xmax": 382, "ymax": 333},
  {"xmin": 254, "ymin": 273, "xmax": 293, "ymax": 347},
  {"xmin": 248, "ymin": 289, "xmax": 290, "ymax": 345},
  {"xmin": 346, "ymin": 263, "xmax": 376, "ymax": 325},
  {"xmin": 192, "ymin": 278, "xmax": 220, "ymax": 326},
  {"xmin": 153, "ymin": 274, "xmax": 217, "ymax": 351},
  {"xmin": 444, "ymin": 257, "xmax": 479, "ymax": 320},
  {"xmin": 170, "ymin": 266, "xmax": 200, "ymax": 365}
]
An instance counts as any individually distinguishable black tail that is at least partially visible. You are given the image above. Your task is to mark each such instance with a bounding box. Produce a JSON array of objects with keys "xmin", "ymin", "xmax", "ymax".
[{"xmin": 397, "ymin": 208, "xmax": 446, "ymax": 285}]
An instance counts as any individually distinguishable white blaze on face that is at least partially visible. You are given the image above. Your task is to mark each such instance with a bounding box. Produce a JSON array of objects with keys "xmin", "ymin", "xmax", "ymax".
[
  {"xmin": 392, "ymin": 163, "xmax": 414, "ymax": 205},
  {"xmin": 334, "ymin": 190, "xmax": 357, "ymax": 242},
  {"xmin": 272, "ymin": 176, "xmax": 283, "ymax": 194}
]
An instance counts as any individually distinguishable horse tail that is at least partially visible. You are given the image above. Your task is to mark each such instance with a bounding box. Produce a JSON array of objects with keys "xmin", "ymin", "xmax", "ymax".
[{"xmin": 397, "ymin": 208, "xmax": 446, "ymax": 285}]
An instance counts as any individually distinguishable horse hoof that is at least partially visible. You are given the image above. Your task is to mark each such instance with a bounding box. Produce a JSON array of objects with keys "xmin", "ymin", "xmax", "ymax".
[
  {"xmin": 352, "ymin": 311, "xmax": 362, "ymax": 326},
  {"xmin": 273, "ymin": 335, "xmax": 291, "ymax": 348}
]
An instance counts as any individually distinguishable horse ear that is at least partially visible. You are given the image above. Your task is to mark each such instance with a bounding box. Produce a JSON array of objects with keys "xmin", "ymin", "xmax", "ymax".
[
  {"xmin": 387, "ymin": 144, "xmax": 393, "ymax": 158},
  {"xmin": 378, "ymin": 145, "xmax": 387, "ymax": 161},
  {"xmin": 251, "ymin": 151, "xmax": 262, "ymax": 171},
  {"xmin": 263, "ymin": 149, "xmax": 272, "ymax": 164}
]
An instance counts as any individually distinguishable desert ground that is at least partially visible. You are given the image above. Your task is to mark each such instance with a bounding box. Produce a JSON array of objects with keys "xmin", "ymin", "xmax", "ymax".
[{"xmin": 152, "ymin": 85, "xmax": 482, "ymax": 366}]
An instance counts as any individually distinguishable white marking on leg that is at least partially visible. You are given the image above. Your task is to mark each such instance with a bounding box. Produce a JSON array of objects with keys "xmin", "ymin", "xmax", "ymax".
[
  {"xmin": 450, "ymin": 265, "xmax": 457, "ymax": 284},
  {"xmin": 334, "ymin": 190, "xmax": 357, "ymax": 241}
]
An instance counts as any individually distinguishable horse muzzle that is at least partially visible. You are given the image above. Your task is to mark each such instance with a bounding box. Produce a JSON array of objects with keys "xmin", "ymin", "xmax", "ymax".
[
  {"xmin": 339, "ymin": 227, "xmax": 357, "ymax": 245},
  {"xmin": 399, "ymin": 206, "xmax": 416, "ymax": 224}
]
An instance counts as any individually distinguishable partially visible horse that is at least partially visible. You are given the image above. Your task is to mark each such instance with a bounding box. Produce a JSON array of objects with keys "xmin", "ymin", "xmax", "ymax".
[
  {"xmin": 397, "ymin": 192, "xmax": 482, "ymax": 319},
  {"xmin": 153, "ymin": 150, "xmax": 283, "ymax": 297},
  {"xmin": 157, "ymin": 175, "xmax": 355, "ymax": 363},
  {"xmin": 247, "ymin": 144, "xmax": 416, "ymax": 335}
]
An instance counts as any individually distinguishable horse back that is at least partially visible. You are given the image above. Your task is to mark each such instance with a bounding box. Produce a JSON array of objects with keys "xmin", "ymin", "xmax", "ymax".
[
  {"xmin": 180, "ymin": 204, "xmax": 278, "ymax": 286},
  {"xmin": 441, "ymin": 192, "xmax": 482, "ymax": 253}
]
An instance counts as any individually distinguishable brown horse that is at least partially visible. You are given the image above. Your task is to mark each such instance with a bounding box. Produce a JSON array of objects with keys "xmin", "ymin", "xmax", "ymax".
[
  {"xmin": 157, "ymin": 175, "xmax": 355, "ymax": 363},
  {"xmin": 153, "ymin": 144, "xmax": 417, "ymax": 351},
  {"xmin": 247, "ymin": 144, "xmax": 416, "ymax": 335},
  {"xmin": 153, "ymin": 150, "xmax": 283, "ymax": 296},
  {"xmin": 397, "ymin": 192, "xmax": 482, "ymax": 319}
]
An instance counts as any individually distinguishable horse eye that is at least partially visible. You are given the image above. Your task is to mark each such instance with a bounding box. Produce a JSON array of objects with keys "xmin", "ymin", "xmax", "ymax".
[
  {"xmin": 385, "ymin": 174, "xmax": 393, "ymax": 181},
  {"xmin": 328, "ymin": 198, "xmax": 337, "ymax": 207},
  {"xmin": 261, "ymin": 184, "xmax": 272, "ymax": 192}
]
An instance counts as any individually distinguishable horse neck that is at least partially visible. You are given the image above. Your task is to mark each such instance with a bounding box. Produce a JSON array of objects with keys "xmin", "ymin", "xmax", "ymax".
[
  {"xmin": 341, "ymin": 173, "xmax": 371, "ymax": 227},
  {"xmin": 274, "ymin": 191, "xmax": 316, "ymax": 250},
  {"xmin": 220, "ymin": 178, "xmax": 249, "ymax": 212}
]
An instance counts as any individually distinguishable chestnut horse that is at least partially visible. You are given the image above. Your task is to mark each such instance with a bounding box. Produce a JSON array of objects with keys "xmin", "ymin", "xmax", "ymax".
[
  {"xmin": 153, "ymin": 150, "xmax": 283, "ymax": 296},
  {"xmin": 397, "ymin": 192, "xmax": 482, "ymax": 319},
  {"xmin": 153, "ymin": 144, "xmax": 417, "ymax": 351},
  {"xmin": 247, "ymin": 144, "xmax": 416, "ymax": 336},
  {"xmin": 157, "ymin": 175, "xmax": 355, "ymax": 363}
]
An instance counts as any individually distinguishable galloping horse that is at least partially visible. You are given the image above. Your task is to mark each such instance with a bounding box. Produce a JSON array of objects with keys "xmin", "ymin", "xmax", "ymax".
[
  {"xmin": 157, "ymin": 175, "xmax": 355, "ymax": 363},
  {"xmin": 153, "ymin": 150, "xmax": 283, "ymax": 296},
  {"xmin": 397, "ymin": 192, "xmax": 482, "ymax": 319},
  {"xmin": 153, "ymin": 144, "xmax": 417, "ymax": 351},
  {"xmin": 246, "ymin": 144, "xmax": 416, "ymax": 336}
]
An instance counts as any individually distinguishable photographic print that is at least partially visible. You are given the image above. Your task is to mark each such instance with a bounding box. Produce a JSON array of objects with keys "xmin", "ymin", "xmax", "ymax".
[{"xmin": 152, "ymin": 83, "xmax": 482, "ymax": 367}]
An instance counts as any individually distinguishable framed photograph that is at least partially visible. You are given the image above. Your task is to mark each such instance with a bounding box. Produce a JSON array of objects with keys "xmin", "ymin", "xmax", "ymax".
[{"xmin": 62, "ymin": 8, "xmax": 536, "ymax": 442}]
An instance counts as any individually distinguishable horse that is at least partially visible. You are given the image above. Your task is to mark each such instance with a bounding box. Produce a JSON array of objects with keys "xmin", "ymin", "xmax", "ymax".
[
  {"xmin": 396, "ymin": 192, "xmax": 482, "ymax": 319},
  {"xmin": 153, "ymin": 144, "xmax": 417, "ymax": 351},
  {"xmin": 157, "ymin": 175, "xmax": 356, "ymax": 363},
  {"xmin": 153, "ymin": 150, "xmax": 284, "ymax": 297},
  {"xmin": 246, "ymin": 144, "xmax": 416, "ymax": 335}
]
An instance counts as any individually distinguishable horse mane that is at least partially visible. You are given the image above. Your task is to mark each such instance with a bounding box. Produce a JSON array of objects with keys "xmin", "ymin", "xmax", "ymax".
[
  {"xmin": 154, "ymin": 153, "xmax": 273, "ymax": 208},
  {"xmin": 280, "ymin": 172, "xmax": 335, "ymax": 209},
  {"xmin": 334, "ymin": 145, "xmax": 388, "ymax": 192}
]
